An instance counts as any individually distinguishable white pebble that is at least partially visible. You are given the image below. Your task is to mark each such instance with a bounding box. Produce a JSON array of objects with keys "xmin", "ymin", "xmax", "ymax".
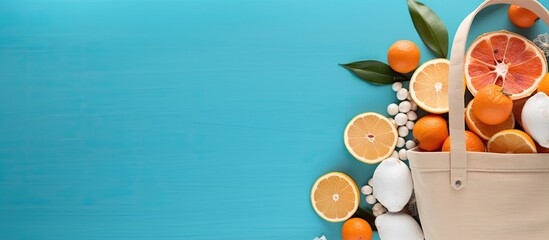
[
  {"xmin": 399, "ymin": 101, "xmax": 412, "ymax": 113},
  {"xmin": 391, "ymin": 150, "xmax": 398, "ymax": 158},
  {"xmin": 394, "ymin": 113, "xmax": 408, "ymax": 126},
  {"xmin": 366, "ymin": 195, "xmax": 377, "ymax": 204},
  {"xmin": 373, "ymin": 209, "xmax": 382, "ymax": 217},
  {"xmin": 411, "ymin": 101, "xmax": 418, "ymax": 111},
  {"xmin": 397, "ymin": 137, "xmax": 405, "ymax": 148},
  {"xmin": 397, "ymin": 88, "xmax": 409, "ymax": 101},
  {"xmin": 406, "ymin": 111, "xmax": 418, "ymax": 121},
  {"xmin": 406, "ymin": 140, "xmax": 417, "ymax": 149},
  {"xmin": 398, "ymin": 126, "xmax": 409, "ymax": 137},
  {"xmin": 399, "ymin": 149, "xmax": 408, "ymax": 160},
  {"xmin": 406, "ymin": 121, "xmax": 415, "ymax": 130},
  {"xmin": 392, "ymin": 82, "xmax": 403, "ymax": 92},
  {"xmin": 407, "ymin": 94, "xmax": 412, "ymax": 101},
  {"xmin": 387, "ymin": 103, "xmax": 399, "ymax": 116},
  {"xmin": 389, "ymin": 118, "xmax": 396, "ymax": 126},
  {"xmin": 368, "ymin": 178, "xmax": 374, "ymax": 186},
  {"xmin": 373, "ymin": 202, "xmax": 384, "ymax": 212},
  {"xmin": 361, "ymin": 185, "xmax": 373, "ymax": 195}
]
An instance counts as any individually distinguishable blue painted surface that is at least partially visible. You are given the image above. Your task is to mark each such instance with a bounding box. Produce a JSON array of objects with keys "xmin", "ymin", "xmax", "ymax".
[{"xmin": 1, "ymin": 0, "xmax": 548, "ymax": 239}]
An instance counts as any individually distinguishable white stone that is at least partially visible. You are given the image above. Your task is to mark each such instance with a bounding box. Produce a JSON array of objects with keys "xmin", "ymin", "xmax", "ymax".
[
  {"xmin": 361, "ymin": 185, "xmax": 373, "ymax": 195},
  {"xmin": 389, "ymin": 118, "xmax": 396, "ymax": 126},
  {"xmin": 396, "ymin": 137, "xmax": 405, "ymax": 148},
  {"xmin": 392, "ymin": 82, "xmax": 403, "ymax": 92},
  {"xmin": 398, "ymin": 149, "xmax": 408, "ymax": 160},
  {"xmin": 410, "ymin": 101, "xmax": 418, "ymax": 111},
  {"xmin": 406, "ymin": 121, "xmax": 415, "ymax": 130},
  {"xmin": 373, "ymin": 202, "xmax": 384, "ymax": 212},
  {"xmin": 394, "ymin": 113, "xmax": 408, "ymax": 126},
  {"xmin": 387, "ymin": 103, "xmax": 399, "ymax": 116},
  {"xmin": 398, "ymin": 126, "xmax": 409, "ymax": 137},
  {"xmin": 391, "ymin": 150, "xmax": 398, "ymax": 158},
  {"xmin": 406, "ymin": 140, "xmax": 417, "ymax": 149},
  {"xmin": 368, "ymin": 178, "xmax": 374, "ymax": 186},
  {"xmin": 406, "ymin": 111, "xmax": 417, "ymax": 121},
  {"xmin": 398, "ymin": 101, "xmax": 411, "ymax": 113},
  {"xmin": 397, "ymin": 88, "xmax": 409, "ymax": 101},
  {"xmin": 366, "ymin": 194, "xmax": 377, "ymax": 204}
]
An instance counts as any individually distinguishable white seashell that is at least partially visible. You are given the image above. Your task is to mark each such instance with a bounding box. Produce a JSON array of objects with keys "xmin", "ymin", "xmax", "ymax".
[
  {"xmin": 397, "ymin": 137, "xmax": 405, "ymax": 148},
  {"xmin": 392, "ymin": 82, "xmax": 403, "ymax": 92},
  {"xmin": 522, "ymin": 92, "xmax": 549, "ymax": 148},
  {"xmin": 361, "ymin": 185, "xmax": 373, "ymax": 195},
  {"xmin": 398, "ymin": 149, "xmax": 408, "ymax": 160},
  {"xmin": 407, "ymin": 111, "xmax": 418, "ymax": 121},
  {"xmin": 397, "ymin": 88, "xmax": 409, "ymax": 101},
  {"xmin": 399, "ymin": 101, "xmax": 412, "ymax": 113},
  {"xmin": 398, "ymin": 126, "xmax": 409, "ymax": 137},
  {"xmin": 406, "ymin": 140, "xmax": 417, "ymax": 149},
  {"xmin": 372, "ymin": 158, "xmax": 414, "ymax": 212},
  {"xmin": 376, "ymin": 212, "xmax": 424, "ymax": 240},
  {"xmin": 366, "ymin": 194, "xmax": 377, "ymax": 204},
  {"xmin": 395, "ymin": 113, "xmax": 408, "ymax": 126},
  {"xmin": 387, "ymin": 103, "xmax": 399, "ymax": 116},
  {"xmin": 313, "ymin": 235, "xmax": 327, "ymax": 240},
  {"xmin": 406, "ymin": 121, "xmax": 415, "ymax": 130}
]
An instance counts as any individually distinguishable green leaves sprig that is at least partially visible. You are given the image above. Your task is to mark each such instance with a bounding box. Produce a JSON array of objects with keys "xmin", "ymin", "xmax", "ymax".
[{"xmin": 340, "ymin": 0, "xmax": 448, "ymax": 85}]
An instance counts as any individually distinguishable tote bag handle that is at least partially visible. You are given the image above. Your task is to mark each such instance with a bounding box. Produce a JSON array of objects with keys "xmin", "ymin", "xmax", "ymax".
[{"xmin": 449, "ymin": 0, "xmax": 549, "ymax": 190}]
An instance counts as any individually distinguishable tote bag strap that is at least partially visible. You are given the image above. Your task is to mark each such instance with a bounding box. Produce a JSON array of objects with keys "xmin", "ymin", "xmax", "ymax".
[{"xmin": 449, "ymin": 0, "xmax": 549, "ymax": 190}]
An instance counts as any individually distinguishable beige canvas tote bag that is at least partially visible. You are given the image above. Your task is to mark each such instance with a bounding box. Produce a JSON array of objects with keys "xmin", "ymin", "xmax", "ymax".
[{"xmin": 407, "ymin": 0, "xmax": 549, "ymax": 239}]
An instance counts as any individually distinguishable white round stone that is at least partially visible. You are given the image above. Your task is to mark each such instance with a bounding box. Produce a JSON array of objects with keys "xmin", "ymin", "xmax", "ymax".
[
  {"xmin": 411, "ymin": 101, "xmax": 418, "ymax": 111},
  {"xmin": 368, "ymin": 178, "xmax": 374, "ymax": 186},
  {"xmin": 406, "ymin": 121, "xmax": 415, "ymax": 130},
  {"xmin": 391, "ymin": 150, "xmax": 398, "ymax": 158},
  {"xmin": 397, "ymin": 88, "xmax": 409, "ymax": 101},
  {"xmin": 399, "ymin": 101, "xmax": 412, "ymax": 113},
  {"xmin": 406, "ymin": 111, "xmax": 418, "ymax": 121},
  {"xmin": 361, "ymin": 185, "xmax": 373, "ymax": 195},
  {"xmin": 394, "ymin": 113, "xmax": 408, "ymax": 126},
  {"xmin": 399, "ymin": 149, "xmax": 408, "ymax": 160},
  {"xmin": 366, "ymin": 195, "xmax": 377, "ymax": 204},
  {"xmin": 392, "ymin": 82, "xmax": 403, "ymax": 92},
  {"xmin": 373, "ymin": 203, "xmax": 384, "ymax": 212},
  {"xmin": 397, "ymin": 137, "xmax": 405, "ymax": 148},
  {"xmin": 387, "ymin": 103, "xmax": 399, "ymax": 116},
  {"xmin": 398, "ymin": 126, "xmax": 409, "ymax": 137},
  {"xmin": 406, "ymin": 140, "xmax": 417, "ymax": 149}
]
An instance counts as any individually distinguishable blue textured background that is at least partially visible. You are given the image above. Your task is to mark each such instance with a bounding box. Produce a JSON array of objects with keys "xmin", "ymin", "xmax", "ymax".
[{"xmin": 1, "ymin": 0, "xmax": 549, "ymax": 239}]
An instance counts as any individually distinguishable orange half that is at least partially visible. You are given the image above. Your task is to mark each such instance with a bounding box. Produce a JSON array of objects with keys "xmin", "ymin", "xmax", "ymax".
[
  {"xmin": 344, "ymin": 112, "xmax": 398, "ymax": 164},
  {"xmin": 487, "ymin": 129, "xmax": 537, "ymax": 153},
  {"xmin": 310, "ymin": 172, "xmax": 360, "ymax": 222},
  {"xmin": 410, "ymin": 58, "xmax": 450, "ymax": 114}
]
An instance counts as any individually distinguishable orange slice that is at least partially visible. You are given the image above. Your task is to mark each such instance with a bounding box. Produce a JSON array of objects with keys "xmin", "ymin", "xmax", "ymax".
[
  {"xmin": 310, "ymin": 172, "xmax": 360, "ymax": 222},
  {"xmin": 465, "ymin": 99, "xmax": 515, "ymax": 141},
  {"xmin": 409, "ymin": 58, "xmax": 450, "ymax": 114},
  {"xmin": 465, "ymin": 31, "xmax": 547, "ymax": 100},
  {"xmin": 487, "ymin": 129, "xmax": 537, "ymax": 153},
  {"xmin": 344, "ymin": 112, "xmax": 398, "ymax": 164}
]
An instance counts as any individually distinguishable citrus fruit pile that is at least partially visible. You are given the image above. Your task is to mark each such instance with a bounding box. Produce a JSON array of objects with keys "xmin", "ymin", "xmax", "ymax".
[{"xmin": 310, "ymin": 3, "xmax": 549, "ymax": 240}]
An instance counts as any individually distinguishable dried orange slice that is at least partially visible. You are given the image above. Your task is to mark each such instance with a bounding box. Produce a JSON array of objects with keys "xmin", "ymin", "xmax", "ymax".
[
  {"xmin": 344, "ymin": 112, "xmax": 398, "ymax": 164},
  {"xmin": 465, "ymin": 99, "xmax": 515, "ymax": 141},
  {"xmin": 310, "ymin": 172, "xmax": 360, "ymax": 222},
  {"xmin": 409, "ymin": 58, "xmax": 450, "ymax": 114},
  {"xmin": 465, "ymin": 31, "xmax": 547, "ymax": 100},
  {"xmin": 487, "ymin": 129, "xmax": 537, "ymax": 153}
]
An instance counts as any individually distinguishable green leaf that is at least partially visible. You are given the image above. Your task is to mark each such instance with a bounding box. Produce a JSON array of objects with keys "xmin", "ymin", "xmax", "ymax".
[
  {"xmin": 408, "ymin": 0, "xmax": 448, "ymax": 58},
  {"xmin": 340, "ymin": 60, "xmax": 408, "ymax": 85}
]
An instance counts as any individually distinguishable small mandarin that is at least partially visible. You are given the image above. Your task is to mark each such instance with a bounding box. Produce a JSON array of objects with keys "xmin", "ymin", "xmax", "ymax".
[
  {"xmin": 538, "ymin": 73, "xmax": 549, "ymax": 95},
  {"xmin": 508, "ymin": 5, "xmax": 539, "ymax": 28},
  {"xmin": 441, "ymin": 131, "xmax": 485, "ymax": 152},
  {"xmin": 342, "ymin": 218, "xmax": 373, "ymax": 240},
  {"xmin": 387, "ymin": 40, "xmax": 420, "ymax": 73},
  {"xmin": 472, "ymin": 85, "xmax": 513, "ymax": 125},
  {"xmin": 413, "ymin": 114, "xmax": 448, "ymax": 151}
]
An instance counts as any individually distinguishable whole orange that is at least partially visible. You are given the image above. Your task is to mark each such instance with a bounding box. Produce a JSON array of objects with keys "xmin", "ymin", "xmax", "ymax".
[
  {"xmin": 538, "ymin": 73, "xmax": 549, "ymax": 95},
  {"xmin": 413, "ymin": 114, "xmax": 448, "ymax": 151},
  {"xmin": 472, "ymin": 85, "xmax": 513, "ymax": 125},
  {"xmin": 341, "ymin": 218, "xmax": 373, "ymax": 240},
  {"xmin": 441, "ymin": 130, "xmax": 485, "ymax": 152},
  {"xmin": 387, "ymin": 40, "xmax": 420, "ymax": 74},
  {"xmin": 508, "ymin": 5, "xmax": 539, "ymax": 28}
]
